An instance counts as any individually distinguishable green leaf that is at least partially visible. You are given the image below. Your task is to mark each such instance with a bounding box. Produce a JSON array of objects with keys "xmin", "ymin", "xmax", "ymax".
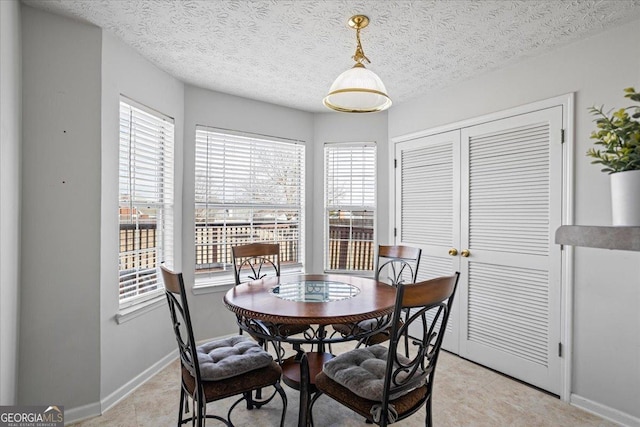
[{"xmin": 587, "ymin": 87, "xmax": 640, "ymax": 173}]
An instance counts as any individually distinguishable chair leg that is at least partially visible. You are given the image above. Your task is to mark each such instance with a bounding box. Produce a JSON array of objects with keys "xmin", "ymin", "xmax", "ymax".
[
  {"xmin": 308, "ymin": 388, "xmax": 324, "ymax": 427},
  {"xmin": 425, "ymin": 397, "xmax": 433, "ymax": 427},
  {"xmin": 251, "ymin": 338, "xmax": 271, "ymax": 401},
  {"xmin": 275, "ymin": 382, "xmax": 288, "ymax": 427},
  {"xmin": 244, "ymin": 391, "xmax": 254, "ymax": 410},
  {"xmin": 196, "ymin": 396, "xmax": 205, "ymax": 427},
  {"xmin": 296, "ymin": 352, "xmax": 314, "ymax": 427},
  {"xmin": 177, "ymin": 387, "xmax": 186, "ymax": 426}
]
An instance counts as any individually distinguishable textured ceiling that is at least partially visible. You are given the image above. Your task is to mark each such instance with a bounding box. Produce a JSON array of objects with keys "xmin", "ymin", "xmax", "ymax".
[{"xmin": 22, "ymin": 0, "xmax": 640, "ymax": 113}]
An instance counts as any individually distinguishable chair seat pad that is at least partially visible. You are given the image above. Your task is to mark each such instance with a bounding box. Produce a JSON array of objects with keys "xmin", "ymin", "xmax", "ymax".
[
  {"xmin": 183, "ymin": 361, "xmax": 282, "ymax": 402},
  {"xmin": 332, "ymin": 319, "xmax": 401, "ymax": 344},
  {"xmin": 315, "ymin": 370, "xmax": 427, "ymax": 422},
  {"xmin": 322, "ymin": 344, "xmax": 426, "ymax": 402},
  {"xmin": 193, "ymin": 335, "xmax": 273, "ymax": 381},
  {"xmin": 333, "ymin": 318, "xmax": 389, "ymax": 334}
]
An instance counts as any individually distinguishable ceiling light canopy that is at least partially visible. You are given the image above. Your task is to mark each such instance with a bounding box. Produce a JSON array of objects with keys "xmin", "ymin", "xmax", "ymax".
[{"xmin": 323, "ymin": 15, "xmax": 391, "ymax": 113}]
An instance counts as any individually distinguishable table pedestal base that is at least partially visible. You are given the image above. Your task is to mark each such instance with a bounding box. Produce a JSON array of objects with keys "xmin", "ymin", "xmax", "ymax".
[{"xmin": 282, "ymin": 352, "xmax": 333, "ymax": 427}]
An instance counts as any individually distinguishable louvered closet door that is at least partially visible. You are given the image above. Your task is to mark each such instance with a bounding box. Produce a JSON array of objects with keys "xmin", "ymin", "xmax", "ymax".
[
  {"xmin": 395, "ymin": 130, "xmax": 461, "ymax": 353},
  {"xmin": 459, "ymin": 106, "xmax": 563, "ymax": 394}
]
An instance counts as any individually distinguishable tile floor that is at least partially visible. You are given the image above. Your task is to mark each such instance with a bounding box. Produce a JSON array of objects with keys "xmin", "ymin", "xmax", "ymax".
[{"xmin": 69, "ymin": 344, "xmax": 618, "ymax": 427}]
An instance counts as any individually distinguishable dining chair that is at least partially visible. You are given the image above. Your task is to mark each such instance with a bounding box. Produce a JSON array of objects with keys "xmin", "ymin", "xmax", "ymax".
[
  {"xmin": 375, "ymin": 245, "xmax": 422, "ymax": 287},
  {"xmin": 160, "ymin": 265, "xmax": 287, "ymax": 427},
  {"xmin": 310, "ymin": 272, "xmax": 460, "ymax": 427},
  {"xmin": 232, "ymin": 242, "xmax": 281, "ymax": 285},
  {"xmin": 332, "ymin": 245, "xmax": 422, "ymax": 349},
  {"xmin": 231, "ymin": 243, "xmax": 310, "ymax": 353}
]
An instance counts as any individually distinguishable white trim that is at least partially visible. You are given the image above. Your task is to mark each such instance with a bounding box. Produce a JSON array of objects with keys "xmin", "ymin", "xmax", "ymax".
[
  {"xmin": 195, "ymin": 124, "xmax": 305, "ymax": 145},
  {"xmin": 115, "ymin": 294, "xmax": 166, "ymax": 324},
  {"xmin": 192, "ymin": 281, "xmax": 234, "ymax": 295},
  {"xmin": 560, "ymin": 93, "xmax": 575, "ymax": 402},
  {"xmin": 391, "ymin": 93, "xmax": 574, "ymax": 399},
  {"xmin": 193, "ymin": 265, "xmax": 304, "ymax": 294},
  {"xmin": 63, "ymin": 401, "xmax": 102, "ymax": 425},
  {"xmin": 571, "ymin": 394, "xmax": 640, "ymax": 427},
  {"xmin": 101, "ymin": 349, "xmax": 177, "ymax": 414},
  {"xmin": 390, "ymin": 93, "xmax": 575, "ymax": 144},
  {"xmin": 63, "ymin": 334, "xmax": 238, "ymax": 425},
  {"xmin": 63, "ymin": 349, "xmax": 176, "ymax": 424},
  {"xmin": 120, "ymin": 94, "xmax": 174, "ymax": 123},
  {"xmin": 194, "ymin": 271, "xmax": 235, "ymax": 290}
]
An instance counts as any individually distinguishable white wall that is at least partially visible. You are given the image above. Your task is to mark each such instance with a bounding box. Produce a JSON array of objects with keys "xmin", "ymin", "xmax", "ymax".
[
  {"xmin": 312, "ymin": 112, "xmax": 390, "ymax": 273},
  {"xmin": 100, "ymin": 32, "xmax": 184, "ymax": 408},
  {"xmin": 19, "ymin": 5, "xmax": 101, "ymax": 408},
  {"xmin": 0, "ymin": 0, "xmax": 21, "ymax": 405},
  {"xmin": 389, "ymin": 19, "xmax": 640, "ymax": 422},
  {"xmin": 182, "ymin": 85, "xmax": 314, "ymax": 340}
]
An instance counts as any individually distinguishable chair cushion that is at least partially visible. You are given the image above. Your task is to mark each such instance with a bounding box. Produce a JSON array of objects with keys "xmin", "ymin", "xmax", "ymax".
[
  {"xmin": 182, "ymin": 361, "xmax": 282, "ymax": 402},
  {"xmin": 322, "ymin": 344, "xmax": 426, "ymax": 402},
  {"xmin": 332, "ymin": 318, "xmax": 401, "ymax": 345},
  {"xmin": 192, "ymin": 335, "xmax": 273, "ymax": 381}
]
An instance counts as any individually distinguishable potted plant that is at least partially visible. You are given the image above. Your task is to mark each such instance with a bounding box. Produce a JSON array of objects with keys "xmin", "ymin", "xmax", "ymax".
[{"xmin": 586, "ymin": 87, "xmax": 640, "ymax": 225}]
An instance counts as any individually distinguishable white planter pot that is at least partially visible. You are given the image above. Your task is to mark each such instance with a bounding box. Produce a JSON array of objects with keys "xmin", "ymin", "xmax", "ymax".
[{"xmin": 610, "ymin": 170, "xmax": 640, "ymax": 226}]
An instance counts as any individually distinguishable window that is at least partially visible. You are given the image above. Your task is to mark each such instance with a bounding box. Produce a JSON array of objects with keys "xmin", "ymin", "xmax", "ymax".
[
  {"xmin": 195, "ymin": 127, "xmax": 305, "ymax": 282},
  {"xmin": 324, "ymin": 143, "xmax": 376, "ymax": 272},
  {"xmin": 118, "ymin": 98, "xmax": 174, "ymax": 306}
]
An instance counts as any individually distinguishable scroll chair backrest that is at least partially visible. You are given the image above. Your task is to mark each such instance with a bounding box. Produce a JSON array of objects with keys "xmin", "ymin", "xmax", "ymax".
[
  {"xmin": 374, "ymin": 245, "xmax": 422, "ymax": 286},
  {"xmin": 380, "ymin": 272, "xmax": 460, "ymax": 422},
  {"xmin": 160, "ymin": 265, "xmax": 204, "ymax": 403},
  {"xmin": 232, "ymin": 243, "xmax": 281, "ymax": 285}
]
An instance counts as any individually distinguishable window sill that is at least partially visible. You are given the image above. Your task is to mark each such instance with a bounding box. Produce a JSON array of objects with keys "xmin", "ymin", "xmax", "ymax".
[
  {"xmin": 116, "ymin": 295, "xmax": 166, "ymax": 324},
  {"xmin": 192, "ymin": 273, "xmax": 234, "ymax": 295},
  {"xmin": 192, "ymin": 282, "xmax": 234, "ymax": 295},
  {"xmin": 193, "ymin": 267, "xmax": 305, "ymax": 295},
  {"xmin": 325, "ymin": 270, "xmax": 374, "ymax": 279}
]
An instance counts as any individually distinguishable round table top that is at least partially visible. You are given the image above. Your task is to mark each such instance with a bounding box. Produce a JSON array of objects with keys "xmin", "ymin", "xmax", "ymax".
[{"xmin": 223, "ymin": 273, "xmax": 397, "ymax": 325}]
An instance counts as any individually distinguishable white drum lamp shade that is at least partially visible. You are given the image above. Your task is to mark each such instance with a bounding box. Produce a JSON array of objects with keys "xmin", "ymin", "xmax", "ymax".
[{"xmin": 323, "ymin": 64, "xmax": 392, "ymax": 113}]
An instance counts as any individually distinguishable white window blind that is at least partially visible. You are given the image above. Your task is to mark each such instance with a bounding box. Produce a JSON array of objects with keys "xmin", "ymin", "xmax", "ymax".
[
  {"xmin": 195, "ymin": 127, "xmax": 305, "ymax": 280},
  {"xmin": 119, "ymin": 99, "xmax": 174, "ymax": 306},
  {"xmin": 324, "ymin": 143, "xmax": 376, "ymax": 272}
]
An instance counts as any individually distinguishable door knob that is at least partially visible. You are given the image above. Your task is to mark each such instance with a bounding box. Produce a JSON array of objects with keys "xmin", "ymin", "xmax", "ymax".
[
  {"xmin": 461, "ymin": 249, "xmax": 471, "ymax": 257},
  {"xmin": 448, "ymin": 248, "xmax": 458, "ymax": 256}
]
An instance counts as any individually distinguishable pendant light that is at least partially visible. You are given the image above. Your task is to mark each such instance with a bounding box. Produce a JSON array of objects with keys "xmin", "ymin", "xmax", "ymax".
[{"xmin": 323, "ymin": 15, "xmax": 391, "ymax": 113}]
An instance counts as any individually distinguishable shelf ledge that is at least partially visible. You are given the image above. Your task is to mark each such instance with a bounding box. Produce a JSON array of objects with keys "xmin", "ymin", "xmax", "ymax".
[{"xmin": 555, "ymin": 225, "xmax": 640, "ymax": 251}]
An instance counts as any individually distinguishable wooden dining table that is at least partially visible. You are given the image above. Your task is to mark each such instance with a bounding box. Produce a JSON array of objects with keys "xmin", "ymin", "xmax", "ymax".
[{"xmin": 223, "ymin": 273, "xmax": 397, "ymax": 427}]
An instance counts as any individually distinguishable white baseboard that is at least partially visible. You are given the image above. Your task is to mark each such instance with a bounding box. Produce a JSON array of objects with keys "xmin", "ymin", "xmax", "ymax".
[
  {"xmin": 571, "ymin": 394, "xmax": 640, "ymax": 427},
  {"xmin": 64, "ymin": 401, "xmax": 101, "ymax": 425},
  {"xmin": 63, "ymin": 334, "xmax": 237, "ymax": 425},
  {"xmin": 63, "ymin": 349, "xmax": 177, "ymax": 425}
]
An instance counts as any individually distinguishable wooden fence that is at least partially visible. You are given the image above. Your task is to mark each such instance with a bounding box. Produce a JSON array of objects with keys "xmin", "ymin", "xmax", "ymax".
[
  {"xmin": 327, "ymin": 224, "xmax": 374, "ymax": 271},
  {"xmin": 195, "ymin": 222, "xmax": 299, "ymax": 272},
  {"xmin": 119, "ymin": 221, "xmax": 375, "ymax": 275}
]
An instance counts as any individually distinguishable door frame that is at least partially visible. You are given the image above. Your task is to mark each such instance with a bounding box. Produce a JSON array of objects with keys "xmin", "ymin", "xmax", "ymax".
[{"xmin": 389, "ymin": 93, "xmax": 575, "ymax": 401}]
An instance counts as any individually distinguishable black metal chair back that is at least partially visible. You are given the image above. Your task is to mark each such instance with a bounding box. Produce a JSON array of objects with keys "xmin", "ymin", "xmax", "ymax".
[
  {"xmin": 381, "ymin": 273, "xmax": 459, "ymax": 424},
  {"xmin": 161, "ymin": 265, "xmax": 207, "ymax": 425},
  {"xmin": 231, "ymin": 243, "xmax": 309, "ymax": 355},
  {"xmin": 374, "ymin": 245, "xmax": 422, "ymax": 286},
  {"xmin": 313, "ymin": 272, "xmax": 460, "ymax": 427},
  {"xmin": 232, "ymin": 243, "xmax": 280, "ymax": 285},
  {"xmin": 161, "ymin": 265, "xmax": 287, "ymax": 427}
]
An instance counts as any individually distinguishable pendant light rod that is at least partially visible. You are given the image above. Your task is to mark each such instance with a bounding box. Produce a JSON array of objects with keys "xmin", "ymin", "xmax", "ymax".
[{"xmin": 350, "ymin": 15, "xmax": 370, "ymax": 66}]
